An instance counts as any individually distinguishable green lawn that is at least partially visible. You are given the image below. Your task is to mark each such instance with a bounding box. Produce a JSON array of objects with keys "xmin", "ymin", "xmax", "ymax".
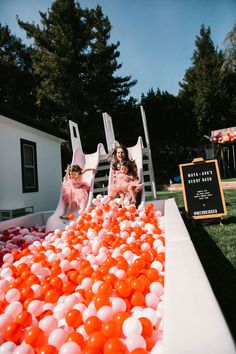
[
  {"xmin": 157, "ymin": 189, "xmax": 236, "ymax": 340},
  {"xmin": 157, "ymin": 189, "xmax": 236, "ymax": 268}
]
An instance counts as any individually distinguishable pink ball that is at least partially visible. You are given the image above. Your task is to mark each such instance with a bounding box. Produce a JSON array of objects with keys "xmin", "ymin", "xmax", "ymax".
[
  {"xmin": 81, "ymin": 277, "xmax": 92, "ymax": 291},
  {"xmin": 48, "ymin": 328, "xmax": 67, "ymax": 350},
  {"xmin": 0, "ymin": 279, "xmax": 10, "ymax": 292},
  {"xmin": 115, "ymin": 269, "xmax": 126, "ymax": 279},
  {"xmin": 30, "ymin": 263, "xmax": 43, "ymax": 276},
  {"xmin": 63, "ymin": 294, "xmax": 79, "ymax": 309},
  {"xmin": 27, "ymin": 300, "xmax": 43, "ymax": 317},
  {"xmin": 39, "ymin": 315, "xmax": 58, "ymax": 336},
  {"xmin": 145, "ymin": 293, "xmax": 159, "ymax": 309},
  {"xmin": 0, "ymin": 341, "xmax": 16, "ymax": 353},
  {"xmin": 2, "ymin": 253, "xmax": 14, "ymax": 264},
  {"xmin": 59, "ymin": 341, "xmax": 81, "ymax": 354},
  {"xmin": 82, "ymin": 307, "xmax": 96, "ymax": 322},
  {"xmin": 5, "ymin": 302, "xmax": 23, "ymax": 320},
  {"xmin": 73, "ymin": 303, "xmax": 86, "ymax": 313},
  {"xmin": 97, "ymin": 306, "xmax": 113, "ymax": 322},
  {"xmin": 31, "ymin": 284, "xmax": 41, "ymax": 298},
  {"xmin": 0, "ymin": 313, "xmax": 12, "ymax": 331},
  {"xmin": 122, "ymin": 317, "xmax": 142, "ymax": 337},
  {"xmin": 13, "ymin": 343, "xmax": 34, "ymax": 354},
  {"xmin": 142, "ymin": 308, "xmax": 158, "ymax": 326},
  {"xmin": 125, "ymin": 335, "xmax": 146, "ymax": 352},
  {"xmin": 92, "ymin": 281, "xmax": 103, "ymax": 295},
  {"xmin": 111, "ymin": 298, "xmax": 127, "ymax": 313},
  {"xmin": 149, "ymin": 281, "xmax": 164, "ymax": 296},
  {"xmin": 5, "ymin": 288, "xmax": 20, "ymax": 303}
]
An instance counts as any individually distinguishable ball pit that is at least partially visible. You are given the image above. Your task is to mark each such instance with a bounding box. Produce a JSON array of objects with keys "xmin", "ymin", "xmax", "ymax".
[{"xmin": 0, "ymin": 196, "xmax": 165, "ymax": 353}]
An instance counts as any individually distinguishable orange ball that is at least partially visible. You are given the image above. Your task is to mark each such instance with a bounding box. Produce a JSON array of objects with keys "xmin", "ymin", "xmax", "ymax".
[
  {"xmin": 24, "ymin": 326, "xmax": 45, "ymax": 348},
  {"xmin": 84, "ymin": 316, "xmax": 102, "ymax": 334},
  {"xmin": 101, "ymin": 320, "xmax": 122, "ymax": 338},
  {"xmin": 87, "ymin": 331, "xmax": 107, "ymax": 349},
  {"xmin": 94, "ymin": 295, "xmax": 110, "ymax": 310},
  {"xmin": 67, "ymin": 331, "xmax": 85, "ymax": 349},
  {"xmin": 114, "ymin": 279, "xmax": 131, "ymax": 298},
  {"xmin": 139, "ymin": 317, "xmax": 153, "ymax": 337},
  {"xmin": 66, "ymin": 309, "xmax": 82, "ymax": 328},
  {"xmin": 3, "ymin": 322, "xmax": 23, "ymax": 343},
  {"xmin": 20, "ymin": 286, "xmax": 34, "ymax": 301},
  {"xmin": 49, "ymin": 276, "xmax": 63, "ymax": 290},
  {"xmin": 37, "ymin": 344, "xmax": 58, "ymax": 354},
  {"xmin": 62, "ymin": 280, "xmax": 75, "ymax": 294},
  {"xmin": 130, "ymin": 291, "xmax": 145, "ymax": 307},
  {"xmin": 131, "ymin": 278, "xmax": 145, "ymax": 293},
  {"xmin": 103, "ymin": 337, "xmax": 126, "ymax": 354},
  {"xmin": 15, "ymin": 311, "xmax": 32, "ymax": 328},
  {"xmin": 45, "ymin": 289, "xmax": 60, "ymax": 303},
  {"xmin": 113, "ymin": 311, "xmax": 130, "ymax": 327},
  {"xmin": 130, "ymin": 348, "xmax": 148, "ymax": 354},
  {"xmin": 97, "ymin": 282, "xmax": 113, "ymax": 297},
  {"xmin": 146, "ymin": 268, "xmax": 159, "ymax": 282}
]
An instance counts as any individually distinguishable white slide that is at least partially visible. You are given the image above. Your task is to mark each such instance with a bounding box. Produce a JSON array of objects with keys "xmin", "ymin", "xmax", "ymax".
[
  {"xmin": 46, "ymin": 143, "xmax": 106, "ymax": 232},
  {"xmin": 108, "ymin": 136, "xmax": 145, "ymax": 204}
]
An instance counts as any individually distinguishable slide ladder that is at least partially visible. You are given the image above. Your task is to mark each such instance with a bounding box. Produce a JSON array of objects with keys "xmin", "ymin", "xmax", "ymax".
[{"xmin": 93, "ymin": 110, "xmax": 156, "ymax": 200}]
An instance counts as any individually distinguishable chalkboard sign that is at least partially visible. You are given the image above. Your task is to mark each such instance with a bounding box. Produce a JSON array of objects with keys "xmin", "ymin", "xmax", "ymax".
[{"xmin": 179, "ymin": 158, "xmax": 227, "ymax": 219}]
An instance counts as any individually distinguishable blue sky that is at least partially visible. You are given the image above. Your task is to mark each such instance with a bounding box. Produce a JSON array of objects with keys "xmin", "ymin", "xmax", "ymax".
[{"xmin": 0, "ymin": 0, "xmax": 235, "ymax": 100}]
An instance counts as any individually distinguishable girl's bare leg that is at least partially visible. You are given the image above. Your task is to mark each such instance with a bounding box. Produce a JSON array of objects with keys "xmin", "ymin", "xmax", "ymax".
[
  {"xmin": 128, "ymin": 186, "xmax": 136, "ymax": 204},
  {"xmin": 60, "ymin": 204, "xmax": 71, "ymax": 219}
]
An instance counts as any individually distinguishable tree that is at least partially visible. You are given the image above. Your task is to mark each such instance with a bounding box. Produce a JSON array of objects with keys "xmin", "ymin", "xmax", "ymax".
[
  {"xmin": 0, "ymin": 24, "xmax": 36, "ymax": 114},
  {"xmin": 18, "ymin": 0, "xmax": 136, "ymax": 150},
  {"xmin": 222, "ymin": 23, "xmax": 236, "ymax": 119},
  {"xmin": 86, "ymin": 5, "xmax": 136, "ymax": 114},
  {"xmin": 179, "ymin": 25, "xmax": 226, "ymax": 138},
  {"xmin": 140, "ymin": 88, "xmax": 188, "ymax": 182},
  {"xmin": 224, "ymin": 22, "xmax": 236, "ymax": 72},
  {"xmin": 18, "ymin": 0, "xmax": 92, "ymax": 134}
]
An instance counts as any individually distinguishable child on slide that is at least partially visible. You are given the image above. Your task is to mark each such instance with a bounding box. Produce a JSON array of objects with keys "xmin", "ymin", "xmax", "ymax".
[
  {"xmin": 109, "ymin": 161, "xmax": 143, "ymax": 205},
  {"xmin": 60, "ymin": 164, "xmax": 95, "ymax": 219}
]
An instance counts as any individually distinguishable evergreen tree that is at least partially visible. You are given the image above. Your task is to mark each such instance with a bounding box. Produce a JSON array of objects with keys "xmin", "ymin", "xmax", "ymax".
[
  {"xmin": 222, "ymin": 23, "xmax": 236, "ymax": 119},
  {"xmin": 179, "ymin": 25, "xmax": 226, "ymax": 138},
  {"xmin": 86, "ymin": 5, "xmax": 136, "ymax": 114},
  {"xmin": 18, "ymin": 0, "xmax": 92, "ymax": 134},
  {"xmin": 17, "ymin": 0, "xmax": 136, "ymax": 150},
  {"xmin": 0, "ymin": 24, "xmax": 36, "ymax": 114},
  {"xmin": 224, "ymin": 22, "xmax": 236, "ymax": 72}
]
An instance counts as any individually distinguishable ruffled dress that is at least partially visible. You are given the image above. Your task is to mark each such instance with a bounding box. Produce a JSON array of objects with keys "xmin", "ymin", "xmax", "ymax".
[
  {"xmin": 109, "ymin": 171, "xmax": 143, "ymax": 195},
  {"xmin": 62, "ymin": 177, "xmax": 90, "ymax": 211}
]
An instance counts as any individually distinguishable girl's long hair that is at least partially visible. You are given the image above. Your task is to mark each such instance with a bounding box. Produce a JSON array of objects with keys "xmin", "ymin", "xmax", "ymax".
[
  {"xmin": 64, "ymin": 164, "xmax": 82, "ymax": 179},
  {"xmin": 109, "ymin": 144, "xmax": 130, "ymax": 170}
]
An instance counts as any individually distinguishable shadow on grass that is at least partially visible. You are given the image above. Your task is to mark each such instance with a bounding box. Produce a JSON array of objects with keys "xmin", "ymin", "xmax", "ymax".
[
  {"xmin": 221, "ymin": 216, "xmax": 236, "ymax": 224},
  {"xmin": 183, "ymin": 215, "xmax": 236, "ymax": 341}
]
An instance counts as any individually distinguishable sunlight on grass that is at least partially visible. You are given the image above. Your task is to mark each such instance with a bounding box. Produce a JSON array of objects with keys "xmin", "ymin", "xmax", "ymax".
[{"xmin": 156, "ymin": 189, "xmax": 236, "ymax": 269}]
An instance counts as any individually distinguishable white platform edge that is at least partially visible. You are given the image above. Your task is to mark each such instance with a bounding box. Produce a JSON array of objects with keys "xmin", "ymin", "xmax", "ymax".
[
  {"xmin": 0, "ymin": 211, "xmax": 53, "ymax": 232},
  {"xmin": 0, "ymin": 200, "xmax": 235, "ymax": 354},
  {"xmin": 163, "ymin": 198, "xmax": 235, "ymax": 354}
]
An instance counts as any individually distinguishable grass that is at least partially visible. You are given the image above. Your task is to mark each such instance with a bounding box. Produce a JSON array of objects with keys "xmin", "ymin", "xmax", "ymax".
[
  {"xmin": 156, "ymin": 188, "xmax": 236, "ymax": 340},
  {"xmin": 157, "ymin": 189, "xmax": 236, "ymax": 268}
]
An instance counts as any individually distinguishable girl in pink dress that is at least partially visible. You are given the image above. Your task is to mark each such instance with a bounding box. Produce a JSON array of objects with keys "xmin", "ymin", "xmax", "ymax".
[
  {"xmin": 60, "ymin": 164, "xmax": 95, "ymax": 219},
  {"xmin": 109, "ymin": 161, "xmax": 143, "ymax": 204}
]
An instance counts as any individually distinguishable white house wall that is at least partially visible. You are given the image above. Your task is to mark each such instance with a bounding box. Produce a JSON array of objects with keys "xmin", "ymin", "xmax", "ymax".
[{"xmin": 0, "ymin": 115, "xmax": 64, "ymax": 212}]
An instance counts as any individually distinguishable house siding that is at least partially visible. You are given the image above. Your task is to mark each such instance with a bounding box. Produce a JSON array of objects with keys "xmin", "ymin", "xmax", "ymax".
[{"xmin": 0, "ymin": 115, "xmax": 65, "ymax": 212}]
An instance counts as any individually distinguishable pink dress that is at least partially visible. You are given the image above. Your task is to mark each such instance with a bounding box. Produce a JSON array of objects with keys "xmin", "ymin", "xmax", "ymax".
[
  {"xmin": 110, "ymin": 171, "xmax": 143, "ymax": 195},
  {"xmin": 62, "ymin": 176, "xmax": 90, "ymax": 211}
]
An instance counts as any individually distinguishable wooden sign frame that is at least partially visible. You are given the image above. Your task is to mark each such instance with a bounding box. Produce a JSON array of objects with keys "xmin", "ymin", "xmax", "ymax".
[{"xmin": 179, "ymin": 158, "xmax": 227, "ymax": 220}]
